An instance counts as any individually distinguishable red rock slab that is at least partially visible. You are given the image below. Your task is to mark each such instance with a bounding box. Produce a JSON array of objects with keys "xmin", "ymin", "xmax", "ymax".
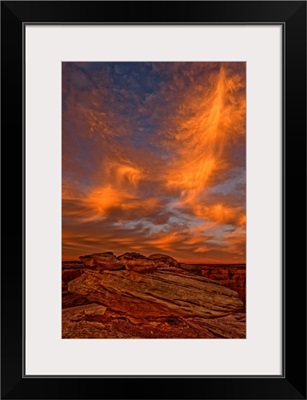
[
  {"xmin": 63, "ymin": 303, "xmax": 107, "ymax": 320},
  {"xmin": 149, "ymin": 254, "xmax": 179, "ymax": 268},
  {"xmin": 200, "ymin": 265, "xmax": 246, "ymax": 305},
  {"xmin": 68, "ymin": 269, "xmax": 243, "ymax": 319},
  {"xmin": 62, "ymin": 308, "xmax": 246, "ymax": 339},
  {"xmin": 79, "ymin": 252, "xmax": 125, "ymax": 271},
  {"xmin": 118, "ymin": 252, "xmax": 157, "ymax": 273}
]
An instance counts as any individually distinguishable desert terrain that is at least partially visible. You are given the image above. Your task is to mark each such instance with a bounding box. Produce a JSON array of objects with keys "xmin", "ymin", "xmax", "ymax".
[{"xmin": 62, "ymin": 252, "xmax": 246, "ymax": 339}]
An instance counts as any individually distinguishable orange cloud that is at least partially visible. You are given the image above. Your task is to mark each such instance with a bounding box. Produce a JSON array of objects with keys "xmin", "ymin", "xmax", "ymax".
[
  {"xmin": 195, "ymin": 203, "xmax": 245, "ymax": 227},
  {"xmin": 84, "ymin": 185, "xmax": 158, "ymax": 218},
  {"xmin": 166, "ymin": 66, "xmax": 246, "ymax": 209},
  {"xmin": 109, "ymin": 162, "xmax": 145, "ymax": 187},
  {"xmin": 147, "ymin": 233, "xmax": 181, "ymax": 252},
  {"xmin": 62, "ymin": 62, "xmax": 246, "ymax": 263}
]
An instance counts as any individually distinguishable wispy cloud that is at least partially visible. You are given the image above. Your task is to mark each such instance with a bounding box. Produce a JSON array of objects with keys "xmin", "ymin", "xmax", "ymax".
[{"xmin": 62, "ymin": 62, "xmax": 246, "ymax": 263}]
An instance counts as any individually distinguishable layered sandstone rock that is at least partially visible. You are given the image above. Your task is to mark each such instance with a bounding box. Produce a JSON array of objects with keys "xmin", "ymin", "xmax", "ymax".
[
  {"xmin": 62, "ymin": 307, "xmax": 246, "ymax": 339},
  {"xmin": 62, "ymin": 266, "xmax": 89, "ymax": 309},
  {"xmin": 179, "ymin": 263, "xmax": 246, "ymax": 304},
  {"xmin": 79, "ymin": 252, "xmax": 125, "ymax": 271},
  {"xmin": 68, "ymin": 269, "xmax": 243, "ymax": 319},
  {"xmin": 149, "ymin": 253, "xmax": 179, "ymax": 268},
  {"xmin": 118, "ymin": 252, "xmax": 157, "ymax": 273},
  {"xmin": 201, "ymin": 265, "xmax": 246, "ymax": 305},
  {"xmin": 62, "ymin": 303, "xmax": 107, "ymax": 320},
  {"xmin": 62, "ymin": 251, "xmax": 246, "ymax": 338}
]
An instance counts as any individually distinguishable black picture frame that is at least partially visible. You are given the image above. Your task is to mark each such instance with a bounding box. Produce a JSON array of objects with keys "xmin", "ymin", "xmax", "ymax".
[{"xmin": 1, "ymin": 1, "xmax": 306, "ymax": 399}]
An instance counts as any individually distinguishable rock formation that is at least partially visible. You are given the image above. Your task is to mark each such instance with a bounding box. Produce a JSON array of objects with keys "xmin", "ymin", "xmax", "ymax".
[
  {"xmin": 62, "ymin": 252, "xmax": 246, "ymax": 339},
  {"xmin": 178, "ymin": 263, "xmax": 246, "ymax": 305},
  {"xmin": 149, "ymin": 253, "xmax": 179, "ymax": 268},
  {"xmin": 118, "ymin": 252, "xmax": 157, "ymax": 273},
  {"xmin": 200, "ymin": 265, "xmax": 246, "ymax": 305},
  {"xmin": 79, "ymin": 252, "xmax": 125, "ymax": 271}
]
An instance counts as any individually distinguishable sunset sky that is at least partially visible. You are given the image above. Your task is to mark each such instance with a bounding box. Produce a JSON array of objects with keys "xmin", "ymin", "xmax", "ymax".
[{"xmin": 62, "ymin": 62, "xmax": 246, "ymax": 263}]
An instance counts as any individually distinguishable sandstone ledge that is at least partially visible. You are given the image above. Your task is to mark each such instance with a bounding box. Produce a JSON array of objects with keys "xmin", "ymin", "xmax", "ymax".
[{"xmin": 62, "ymin": 251, "xmax": 246, "ymax": 338}]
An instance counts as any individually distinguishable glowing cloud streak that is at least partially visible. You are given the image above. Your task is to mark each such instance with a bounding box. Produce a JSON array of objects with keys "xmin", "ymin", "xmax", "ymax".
[{"xmin": 62, "ymin": 62, "xmax": 246, "ymax": 263}]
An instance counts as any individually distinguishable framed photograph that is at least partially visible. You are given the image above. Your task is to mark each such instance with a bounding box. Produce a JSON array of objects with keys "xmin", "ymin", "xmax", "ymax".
[{"xmin": 1, "ymin": 1, "xmax": 306, "ymax": 399}]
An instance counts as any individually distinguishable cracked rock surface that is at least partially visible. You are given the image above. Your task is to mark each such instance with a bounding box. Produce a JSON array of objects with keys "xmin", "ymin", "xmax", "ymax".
[{"xmin": 62, "ymin": 252, "xmax": 246, "ymax": 338}]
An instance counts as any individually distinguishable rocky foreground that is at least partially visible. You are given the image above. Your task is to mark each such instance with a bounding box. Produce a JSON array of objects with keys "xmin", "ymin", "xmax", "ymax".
[{"xmin": 62, "ymin": 252, "xmax": 246, "ymax": 339}]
